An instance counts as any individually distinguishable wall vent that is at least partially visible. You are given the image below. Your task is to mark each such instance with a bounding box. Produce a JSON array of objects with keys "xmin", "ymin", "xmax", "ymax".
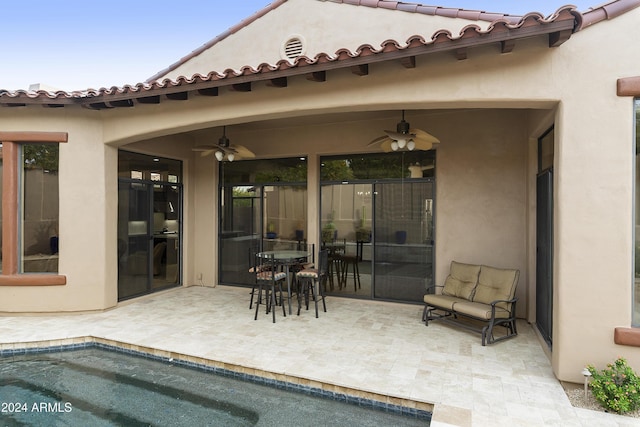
[{"xmin": 282, "ymin": 36, "xmax": 306, "ymax": 62}]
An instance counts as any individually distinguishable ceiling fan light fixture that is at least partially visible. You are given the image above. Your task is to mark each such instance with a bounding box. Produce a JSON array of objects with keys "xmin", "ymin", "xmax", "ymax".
[
  {"xmin": 396, "ymin": 119, "xmax": 410, "ymax": 134},
  {"xmin": 368, "ymin": 110, "xmax": 440, "ymax": 153},
  {"xmin": 227, "ymin": 153, "xmax": 235, "ymax": 162},
  {"xmin": 215, "ymin": 150, "xmax": 224, "ymax": 161}
]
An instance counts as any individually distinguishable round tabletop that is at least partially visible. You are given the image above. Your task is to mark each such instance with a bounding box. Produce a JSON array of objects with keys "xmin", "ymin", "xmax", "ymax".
[{"xmin": 258, "ymin": 250, "xmax": 310, "ymax": 262}]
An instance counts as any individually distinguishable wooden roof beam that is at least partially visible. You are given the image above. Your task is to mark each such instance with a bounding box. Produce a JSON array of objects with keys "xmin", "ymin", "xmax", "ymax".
[
  {"xmin": 501, "ymin": 40, "xmax": 516, "ymax": 54},
  {"xmin": 166, "ymin": 92, "xmax": 188, "ymax": 100},
  {"xmin": 231, "ymin": 82, "xmax": 252, "ymax": 92},
  {"xmin": 136, "ymin": 96, "xmax": 161, "ymax": 105},
  {"xmin": 399, "ymin": 56, "xmax": 416, "ymax": 69},
  {"xmin": 197, "ymin": 87, "xmax": 219, "ymax": 96},
  {"xmin": 351, "ymin": 64, "xmax": 369, "ymax": 76},
  {"xmin": 549, "ymin": 29, "xmax": 572, "ymax": 47},
  {"xmin": 267, "ymin": 77, "xmax": 288, "ymax": 88},
  {"xmin": 306, "ymin": 71, "xmax": 326, "ymax": 82},
  {"xmin": 108, "ymin": 99, "xmax": 134, "ymax": 108}
]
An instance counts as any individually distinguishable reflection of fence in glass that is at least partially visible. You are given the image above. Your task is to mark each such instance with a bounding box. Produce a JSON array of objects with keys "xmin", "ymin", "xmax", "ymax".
[
  {"xmin": 264, "ymin": 186, "xmax": 307, "ymax": 240},
  {"xmin": 22, "ymin": 144, "xmax": 59, "ymax": 273}
]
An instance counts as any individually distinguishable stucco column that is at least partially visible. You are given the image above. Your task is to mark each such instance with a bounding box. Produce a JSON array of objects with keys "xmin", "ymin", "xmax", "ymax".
[{"xmin": 307, "ymin": 154, "xmax": 319, "ymax": 257}]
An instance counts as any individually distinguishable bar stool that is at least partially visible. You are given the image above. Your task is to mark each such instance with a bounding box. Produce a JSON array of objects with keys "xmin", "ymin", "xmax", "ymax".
[
  {"xmin": 323, "ymin": 239, "xmax": 345, "ymax": 290},
  {"xmin": 296, "ymin": 249, "xmax": 328, "ymax": 318},
  {"xmin": 253, "ymin": 253, "xmax": 287, "ymax": 323},
  {"xmin": 340, "ymin": 240, "xmax": 362, "ymax": 291}
]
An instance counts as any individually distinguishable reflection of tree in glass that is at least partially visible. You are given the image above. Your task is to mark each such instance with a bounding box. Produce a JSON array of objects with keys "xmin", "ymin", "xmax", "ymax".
[
  {"xmin": 23, "ymin": 144, "xmax": 59, "ymax": 171},
  {"xmin": 232, "ymin": 187, "xmax": 255, "ymax": 207},
  {"xmin": 319, "ymin": 152, "xmax": 436, "ymax": 181},
  {"xmin": 320, "ymin": 160, "xmax": 353, "ymax": 181},
  {"xmin": 255, "ymin": 163, "xmax": 309, "ymax": 182}
]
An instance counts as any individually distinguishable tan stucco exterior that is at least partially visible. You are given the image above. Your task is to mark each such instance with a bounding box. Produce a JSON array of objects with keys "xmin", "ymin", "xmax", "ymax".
[
  {"xmin": 1, "ymin": 0, "xmax": 639, "ymax": 384},
  {"xmin": 160, "ymin": 0, "xmax": 491, "ymax": 81}
]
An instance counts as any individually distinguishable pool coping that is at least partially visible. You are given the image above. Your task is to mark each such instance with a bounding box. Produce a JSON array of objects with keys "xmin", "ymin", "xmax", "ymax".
[{"xmin": 0, "ymin": 336, "xmax": 433, "ymax": 421}]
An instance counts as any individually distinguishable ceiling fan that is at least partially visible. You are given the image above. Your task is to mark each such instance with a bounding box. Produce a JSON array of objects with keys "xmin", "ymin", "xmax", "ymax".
[
  {"xmin": 192, "ymin": 126, "xmax": 255, "ymax": 162},
  {"xmin": 368, "ymin": 110, "xmax": 440, "ymax": 152}
]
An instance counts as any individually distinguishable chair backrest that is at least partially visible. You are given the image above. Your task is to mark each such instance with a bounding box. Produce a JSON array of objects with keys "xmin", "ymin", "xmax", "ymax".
[
  {"xmin": 317, "ymin": 249, "xmax": 329, "ymax": 277},
  {"xmin": 472, "ymin": 265, "xmax": 520, "ymax": 310},
  {"xmin": 254, "ymin": 253, "xmax": 278, "ymax": 282}
]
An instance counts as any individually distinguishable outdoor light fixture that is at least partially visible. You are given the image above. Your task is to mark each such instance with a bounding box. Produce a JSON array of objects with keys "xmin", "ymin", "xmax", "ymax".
[{"xmin": 581, "ymin": 367, "xmax": 592, "ymax": 399}]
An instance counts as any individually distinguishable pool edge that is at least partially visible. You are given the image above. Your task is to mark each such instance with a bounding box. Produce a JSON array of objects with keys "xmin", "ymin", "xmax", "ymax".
[{"xmin": 1, "ymin": 336, "xmax": 433, "ymax": 420}]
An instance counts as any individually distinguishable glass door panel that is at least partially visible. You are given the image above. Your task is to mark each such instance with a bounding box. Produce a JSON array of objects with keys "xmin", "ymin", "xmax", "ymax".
[
  {"xmin": 321, "ymin": 183, "xmax": 373, "ymax": 298},
  {"xmin": 117, "ymin": 152, "xmax": 182, "ymax": 301},
  {"xmin": 219, "ymin": 185, "xmax": 307, "ymax": 285},
  {"xmin": 152, "ymin": 184, "xmax": 181, "ymax": 289},
  {"xmin": 118, "ymin": 181, "xmax": 151, "ymax": 300},
  {"xmin": 220, "ymin": 186, "xmax": 261, "ymax": 285},
  {"xmin": 373, "ymin": 181, "xmax": 434, "ymax": 302},
  {"xmin": 118, "ymin": 181, "xmax": 181, "ymax": 300}
]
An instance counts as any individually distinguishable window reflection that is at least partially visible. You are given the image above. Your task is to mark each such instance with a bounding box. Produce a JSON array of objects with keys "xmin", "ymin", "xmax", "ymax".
[
  {"xmin": 21, "ymin": 144, "xmax": 59, "ymax": 273},
  {"xmin": 0, "ymin": 143, "xmax": 3, "ymax": 273},
  {"xmin": 634, "ymin": 99, "xmax": 640, "ymax": 326}
]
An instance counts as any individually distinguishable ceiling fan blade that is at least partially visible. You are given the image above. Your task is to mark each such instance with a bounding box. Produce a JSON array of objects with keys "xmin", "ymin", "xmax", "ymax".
[
  {"xmin": 384, "ymin": 130, "xmax": 414, "ymax": 141},
  {"xmin": 410, "ymin": 128, "xmax": 440, "ymax": 144},
  {"xmin": 367, "ymin": 135, "xmax": 390, "ymax": 147},
  {"xmin": 231, "ymin": 144, "xmax": 255, "ymax": 159},
  {"xmin": 192, "ymin": 144, "xmax": 217, "ymax": 152},
  {"xmin": 199, "ymin": 150, "xmax": 215, "ymax": 157}
]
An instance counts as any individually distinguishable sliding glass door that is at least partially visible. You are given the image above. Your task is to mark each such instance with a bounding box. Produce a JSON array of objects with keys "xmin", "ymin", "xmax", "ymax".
[
  {"xmin": 373, "ymin": 181, "xmax": 434, "ymax": 301},
  {"xmin": 117, "ymin": 152, "xmax": 182, "ymax": 301},
  {"xmin": 320, "ymin": 151, "xmax": 436, "ymax": 303},
  {"xmin": 219, "ymin": 157, "xmax": 308, "ymax": 286}
]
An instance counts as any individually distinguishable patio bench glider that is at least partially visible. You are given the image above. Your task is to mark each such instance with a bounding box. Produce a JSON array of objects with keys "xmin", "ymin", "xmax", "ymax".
[{"xmin": 422, "ymin": 261, "xmax": 519, "ymax": 346}]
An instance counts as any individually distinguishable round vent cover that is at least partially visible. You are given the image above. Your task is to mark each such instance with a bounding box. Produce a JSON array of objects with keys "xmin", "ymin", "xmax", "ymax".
[{"xmin": 281, "ymin": 35, "xmax": 306, "ymax": 61}]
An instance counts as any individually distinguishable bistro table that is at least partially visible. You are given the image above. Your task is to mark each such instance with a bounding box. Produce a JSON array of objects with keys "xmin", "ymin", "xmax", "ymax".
[{"xmin": 257, "ymin": 249, "xmax": 311, "ymax": 315}]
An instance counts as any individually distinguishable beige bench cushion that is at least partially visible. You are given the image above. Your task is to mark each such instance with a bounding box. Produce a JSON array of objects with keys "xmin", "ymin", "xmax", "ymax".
[
  {"xmin": 424, "ymin": 294, "xmax": 462, "ymax": 311},
  {"xmin": 472, "ymin": 266, "xmax": 519, "ymax": 310},
  {"xmin": 449, "ymin": 300, "xmax": 512, "ymax": 320},
  {"xmin": 441, "ymin": 261, "xmax": 481, "ymax": 300}
]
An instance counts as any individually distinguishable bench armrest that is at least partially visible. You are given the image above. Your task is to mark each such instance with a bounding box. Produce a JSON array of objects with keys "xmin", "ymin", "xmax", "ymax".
[
  {"xmin": 489, "ymin": 297, "xmax": 518, "ymax": 314},
  {"xmin": 425, "ymin": 284, "xmax": 444, "ymax": 294}
]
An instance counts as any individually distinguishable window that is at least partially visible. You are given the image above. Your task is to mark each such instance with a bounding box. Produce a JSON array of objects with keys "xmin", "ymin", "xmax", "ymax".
[
  {"xmin": 22, "ymin": 144, "xmax": 59, "ymax": 273},
  {"xmin": 0, "ymin": 132, "xmax": 67, "ymax": 286},
  {"xmin": 634, "ymin": 100, "xmax": 640, "ymax": 325}
]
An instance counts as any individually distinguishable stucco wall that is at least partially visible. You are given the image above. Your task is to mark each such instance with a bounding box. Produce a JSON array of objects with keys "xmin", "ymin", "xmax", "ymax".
[
  {"xmin": 435, "ymin": 110, "xmax": 528, "ymax": 313},
  {"xmin": 0, "ymin": 108, "xmax": 117, "ymax": 312}
]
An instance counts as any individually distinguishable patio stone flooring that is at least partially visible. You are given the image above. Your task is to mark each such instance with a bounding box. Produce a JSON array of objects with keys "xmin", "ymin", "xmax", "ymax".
[{"xmin": 0, "ymin": 285, "xmax": 637, "ymax": 426}]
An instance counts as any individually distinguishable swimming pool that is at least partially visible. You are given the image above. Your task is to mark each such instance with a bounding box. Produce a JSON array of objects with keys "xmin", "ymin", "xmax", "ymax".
[{"xmin": 1, "ymin": 346, "xmax": 430, "ymax": 426}]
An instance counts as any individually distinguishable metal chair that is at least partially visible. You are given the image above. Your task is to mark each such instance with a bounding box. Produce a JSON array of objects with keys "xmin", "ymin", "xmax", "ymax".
[
  {"xmin": 253, "ymin": 253, "xmax": 287, "ymax": 323},
  {"xmin": 296, "ymin": 249, "xmax": 328, "ymax": 317}
]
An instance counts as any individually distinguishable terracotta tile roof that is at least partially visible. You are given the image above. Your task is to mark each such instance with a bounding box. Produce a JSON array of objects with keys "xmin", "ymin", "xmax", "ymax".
[
  {"xmin": 327, "ymin": 0, "xmax": 524, "ymax": 23},
  {"xmin": 147, "ymin": 0, "xmax": 524, "ymax": 83},
  {"xmin": 1, "ymin": 1, "xmax": 639, "ymax": 109}
]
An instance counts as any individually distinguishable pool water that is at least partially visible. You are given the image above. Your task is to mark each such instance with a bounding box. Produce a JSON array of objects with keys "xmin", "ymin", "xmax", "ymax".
[{"xmin": 1, "ymin": 348, "xmax": 430, "ymax": 426}]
